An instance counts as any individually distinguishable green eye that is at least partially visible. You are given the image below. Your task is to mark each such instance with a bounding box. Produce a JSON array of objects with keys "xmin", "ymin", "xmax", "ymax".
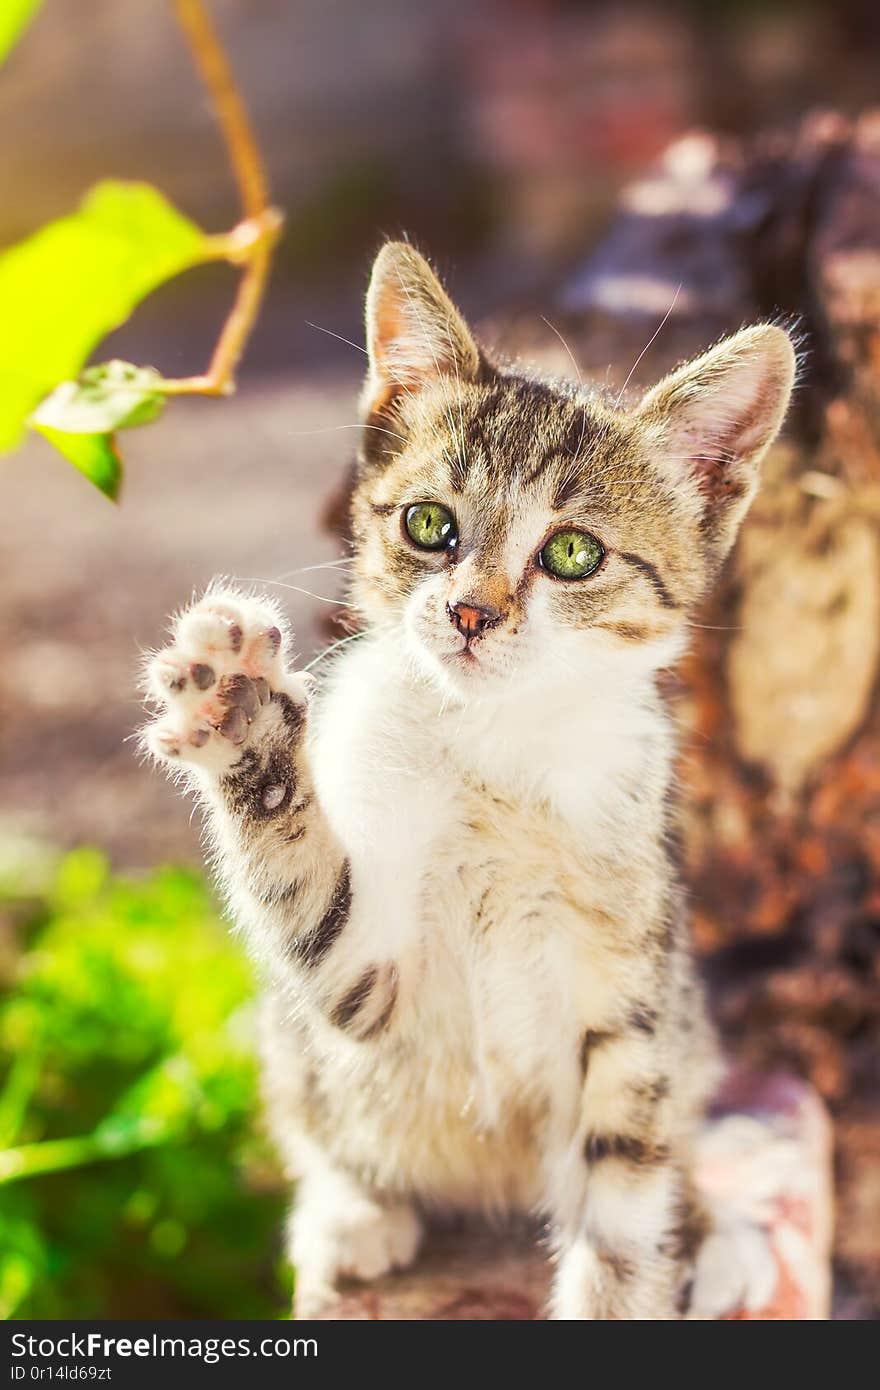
[
  {"xmin": 404, "ymin": 502, "xmax": 457, "ymax": 551},
  {"xmin": 539, "ymin": 529, "xmax": 604, "ymax": 580}
]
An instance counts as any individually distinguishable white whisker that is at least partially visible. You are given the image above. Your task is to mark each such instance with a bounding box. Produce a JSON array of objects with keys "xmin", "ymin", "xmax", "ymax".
[
  {"xmin": 614, "ymin": 285, "xmax": 681, "ymax": 408},
  {"xmin": 305, "ymin": 321, "xmax": 368, "ymax": 355},
  {"xmin": 541, "ymin": 314, "xmax": 588, "ymax": 465},
  {"xmin": 303, "ymin": 632, "xmax": 364, "ymax": 671},
  {"xmin": 234, "ymin": 578, "xmax": 349, "ymax": 606},
  {"xmin": 264, "ymin": 558, "xmax": 356, "ymax": 582},
  {"xmin": 285, "ymin": 422, "xmax": 411, "ymax": 446}
]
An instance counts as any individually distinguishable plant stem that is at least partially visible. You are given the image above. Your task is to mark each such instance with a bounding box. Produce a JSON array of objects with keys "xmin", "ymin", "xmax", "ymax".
[
  {"xmin": 173, "ymin": 0, "xmax": 268, "ymax": 220},
  {"xmin": 159, "ymin": 0, "xmax": 283, "ymax": 398},
  {"xmin": 0, "ymin": 1050, "xmax": 42, "ymax": 1149},
  {"xmin": 0, "ymin": 1117, "xmax": 178, "ymax": 1186},
  {"xmin": 158, "ymin": 207, "xmax": 283, "ymax": 397}
]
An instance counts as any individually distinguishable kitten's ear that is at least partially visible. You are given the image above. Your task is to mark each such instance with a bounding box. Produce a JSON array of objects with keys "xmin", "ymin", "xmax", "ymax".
[
  {"xmin": 636, "ymin": 324, "xmax": 797, "ymax": 556},
  {"xmin": 362, "ymin": 242, "xmax": 481, "ymax": 419}
]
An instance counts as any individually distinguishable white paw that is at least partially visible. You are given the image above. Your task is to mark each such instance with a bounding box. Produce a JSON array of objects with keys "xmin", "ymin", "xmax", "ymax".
[
  {"xmin": 291, "ymin": 1183, "xmax": 422, "ymax": 1315},
  {"xmin": 141, "ymin": 584, "xmax": 310, "ymax": 774},
  {"xmin": 688, "ymin": 1217, "xmax": 778, "ymax": 1319},
  {"xmin": 549, "ymin": 1240, "xmax": 602, "ymax": 1320}
]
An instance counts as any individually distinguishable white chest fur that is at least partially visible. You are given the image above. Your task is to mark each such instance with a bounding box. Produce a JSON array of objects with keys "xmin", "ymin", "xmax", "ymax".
[{"xmin": 307, "ymin": 636, "xmax": 672, "ymax": 1142}]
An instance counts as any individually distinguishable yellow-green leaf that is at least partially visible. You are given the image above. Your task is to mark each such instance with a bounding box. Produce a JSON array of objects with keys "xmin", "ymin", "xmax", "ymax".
[
  {"xmin": 32, "ymin": 427, "xmax": 123, "ymax": 502},
  {"xmin": 0, "ymin": 182, "xmax": 209, "ymax": 452},
  {"xmin": 0, "ymin": 0, "xmax": 43, "ymax": 66}
]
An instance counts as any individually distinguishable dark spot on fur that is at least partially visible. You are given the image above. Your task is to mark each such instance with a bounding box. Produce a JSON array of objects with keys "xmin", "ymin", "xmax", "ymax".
[
  {"xmin": 359, "ymin": 965, "xmax": 399, "ymax": 1039},
  {"xmin": 227, "ymin": 747, "xmax": 259, "ymax": 779},
  {"xmin": 473, "ymin": 884, "xmax": 493, "ymax": 931},
  {"xmin": 291, "ymin": 862, "xmax": 352, "ymax": 968},
  {"xmin": 633, "ymin": 1076, "xmax": 670, "ymax": 1106},
  {"xmin": 552, "ymin": 470, "xmax": 583, "ymax": 509},
  {"xmin": 660, "ymin": 1191, "xmax": 708, "ymax": 1268},
  {"xmin": 594, "ymin": 620, "xmax": 657, "ymax": 643},
  {"xmin": 255, "ymin": 878, "xmax": 299, "ymax": 908},
  {"xmin": 617, "ymin": 551, "xmax": 679, "ymax": 610},
  {"xmin": 522, "ymin": 447, "xmax": 569, "ymax": 487},
  {"xmin": 677, "ymin": 1277, "xmax": 694, "ymax": 1315},
  {"xmin": 223, "ymin": 747, "xmax": 298, "ymax": 821},
  {"xmin": 584, "ymin": 1133, "xmax": 669, "ymax": 1167},
  {"xmin": 271, "ymin": 690, "xmax": 307, "ymax": 738},
  {"xmin": 579, "ymin": 1028, "xmax": 614, "ymax": 1079},
  {"xmin": 825, "ymin": 590, "xmax": 848, "ymax": 617},
  {"xmin": 628, "ymin": 1004, "xmax": 659, "ymax": 1035},
  {"xmin": 330, "ymin": 966, "xmax": 379, "ymax": 1029}
]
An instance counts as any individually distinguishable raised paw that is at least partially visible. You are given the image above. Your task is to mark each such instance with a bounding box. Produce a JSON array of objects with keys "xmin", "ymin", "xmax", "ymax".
[{"xmin": 141, "ymin": 585, "xmax": 310, "ymax": 776}]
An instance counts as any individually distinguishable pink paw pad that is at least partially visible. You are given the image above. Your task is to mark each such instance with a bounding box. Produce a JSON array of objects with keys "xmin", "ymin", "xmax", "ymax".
[{"xmin": 142, "ymin": 587, "xmax": 300, "ymax": 769}]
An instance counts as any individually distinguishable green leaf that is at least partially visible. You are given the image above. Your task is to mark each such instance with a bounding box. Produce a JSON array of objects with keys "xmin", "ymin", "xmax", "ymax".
[
  {"xmin": 31, "ymin": 427, "xmax": 123, "ymax": 501},
  {"xmin": 0, "ymin": 0, "xmax": 43, "ymax": 66},
  {"xmin": 0, "ymin": 181, "xmax": 209, "ymax": 453}
]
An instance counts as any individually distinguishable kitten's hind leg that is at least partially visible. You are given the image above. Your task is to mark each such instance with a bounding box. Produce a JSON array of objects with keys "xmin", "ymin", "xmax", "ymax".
[{"xmin": 260, "ymin": 993, "xmax": 422, "ymax": 1318}]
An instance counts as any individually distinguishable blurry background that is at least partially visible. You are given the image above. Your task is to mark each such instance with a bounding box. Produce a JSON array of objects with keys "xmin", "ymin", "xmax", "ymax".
[
  {"xmin": 1, "ymin": 0, "xmax": 877, "ymax": 1319},
  {"xmin": 2, "ymin": 0, "xmax": 879, "ymax": 862},
  {"xmin": 3, "ymin": 0, "xmax": 873, "ymax": 856}
]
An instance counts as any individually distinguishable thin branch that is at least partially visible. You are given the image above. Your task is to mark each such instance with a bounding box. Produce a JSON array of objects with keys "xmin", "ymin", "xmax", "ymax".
[
  {"xmin": 157, "ymin": 0, "xmax": 284, "ymax": 398},
  {"xmin": 158, "ymin": 207, "xmax": 283, "ymax": 397},
  {"xmin": 172, "ymin": 0, "xmax": 268, "ymax": 220}
]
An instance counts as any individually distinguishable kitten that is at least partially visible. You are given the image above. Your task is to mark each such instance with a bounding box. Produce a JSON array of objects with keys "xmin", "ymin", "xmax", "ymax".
[{"xmin": 141, "ymin": 242, "xmax": 795, "ymax": 1319}]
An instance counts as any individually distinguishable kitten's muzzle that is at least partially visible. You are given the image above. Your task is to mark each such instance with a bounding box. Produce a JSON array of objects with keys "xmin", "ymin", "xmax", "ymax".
[{"xmin": 446, "ymin": 600, "xmax": 504, "ymax": 642}]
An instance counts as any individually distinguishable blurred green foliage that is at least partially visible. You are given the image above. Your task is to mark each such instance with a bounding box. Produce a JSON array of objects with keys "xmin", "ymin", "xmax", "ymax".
[{"xmin": 0, "ymin": 848, "xmax": 289, "ymax": 1319}]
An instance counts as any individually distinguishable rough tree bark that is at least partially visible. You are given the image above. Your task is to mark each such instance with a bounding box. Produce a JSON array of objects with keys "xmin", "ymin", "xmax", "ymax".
[{"xmin": 323, "ymin": 110, "xmax": 880, "ymax": 1317}]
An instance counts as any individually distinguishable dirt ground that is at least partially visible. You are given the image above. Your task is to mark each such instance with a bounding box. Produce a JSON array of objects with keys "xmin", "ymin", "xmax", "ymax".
[{"xmin": 0, "ymin": 368, "xmax": 358, "ymax": 868}]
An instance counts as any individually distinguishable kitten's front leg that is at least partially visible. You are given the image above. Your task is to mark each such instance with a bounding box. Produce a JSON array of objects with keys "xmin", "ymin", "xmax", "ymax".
[
  {"xmin": 140, "ymin": 587, "xmax": 401, "ymax": 1041},
  {"xmin": 547, "ymin": 1027, "xmax": 695, "ymax": 1320}
]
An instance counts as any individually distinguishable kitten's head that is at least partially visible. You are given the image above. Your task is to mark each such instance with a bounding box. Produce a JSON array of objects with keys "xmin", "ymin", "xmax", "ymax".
[{"xmin": 350, "ymin": 242, "xmax": 795, "ymax": 703}]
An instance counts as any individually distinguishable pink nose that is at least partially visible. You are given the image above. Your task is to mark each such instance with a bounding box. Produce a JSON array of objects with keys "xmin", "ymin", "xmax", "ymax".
[{"xmin": 447, "ymin": 601, "xmax": 502, "ymax": 640}]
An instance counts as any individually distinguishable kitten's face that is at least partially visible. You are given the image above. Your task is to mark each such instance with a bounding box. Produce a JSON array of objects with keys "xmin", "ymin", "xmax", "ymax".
[
  {"xmin": 353, "ymin": 378, "xmax": 692, "ymax": 698},
  {"xmin": 351, "ymin": 244, "xmax": 795, "ymax": 704}
]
